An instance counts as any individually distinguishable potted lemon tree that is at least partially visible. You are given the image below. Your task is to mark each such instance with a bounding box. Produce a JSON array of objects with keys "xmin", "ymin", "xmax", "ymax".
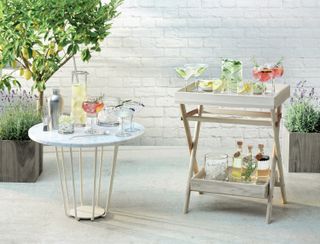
[
  {"xmin": 283, "ymin": 81, "xmax": 320, "ymax": 172},
  {"xmin": 0, "ymin": 0, "xmax": 123, "ymax": 111},
  {"xmin": 0, "ymin": 0, "xmax": 123, "ymax": 182}
]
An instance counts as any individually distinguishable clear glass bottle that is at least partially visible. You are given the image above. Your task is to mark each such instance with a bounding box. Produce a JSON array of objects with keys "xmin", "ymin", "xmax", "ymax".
[
  {"xmin": 255, "ymin": 144, "xmax": 270, "ymax": 183},
  {"xmin": 71, "ymin": 71, "xmax": 88, "ymax": 126},
  {"xmin": 231, "ymin": 141, "xmax": 243, "ymax": 181},
  {"xmin": 241, "ymin": 145, "xmax": 257, "ymax": 182}
]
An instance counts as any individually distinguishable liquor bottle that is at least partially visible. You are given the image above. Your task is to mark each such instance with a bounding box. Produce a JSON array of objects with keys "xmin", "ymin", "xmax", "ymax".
[
  {"xmin": 242, "ymin": 145, "xmax": 257, "ymax": 182},
  {"xmin": 255, "ymin": 144, "xmax": 270, "ymax": 183},
  {"xmin": 231, "ymin": 141, "xmax": 243, "ymax": 180}
]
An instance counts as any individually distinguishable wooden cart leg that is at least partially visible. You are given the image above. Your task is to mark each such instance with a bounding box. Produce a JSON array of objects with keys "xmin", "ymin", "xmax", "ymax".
[
  {"xmin": 180, "ymin": 104, "xmax": 202, "ymax": 174},
  {"xmin": 266, "ymin": 109, "xmax": 278, "ymax": 224},
  {"xmin": 183, "ymin": 105, "xmax": 203, "ymax": 213},
  {"xmin": 274, "ymin": 106, "xmax": 287, "ymax": 204}
]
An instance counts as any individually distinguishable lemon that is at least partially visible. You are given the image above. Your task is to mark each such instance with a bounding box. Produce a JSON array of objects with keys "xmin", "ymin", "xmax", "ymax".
[
  {"xmin": 19, "ymin": 68, "xmax": 24, "ymax": 76},
  {"xmin": 198, "ymin": 80, "xmax": 213, "ymax": 91},
  {"xmin": 22, "ymin": 47, "xmax": 29, "ymax": 59},
  {"xmin": 23, "ymin": 69, "xmax": 32, "ymax": 80},
  {"xmin": 212, "ymin": 79, "xmax": 224, "ymax": 91},
  {"xmin": 11, "ymin": 60, "xmax": 17, "ymax": 68},
  {"xmin": 32, "ymin": 50, "xmax": 38, "ymax": 58},
  {"xmin": 48, "ymin": 48, "xmax": 55, "ymax": 56}
]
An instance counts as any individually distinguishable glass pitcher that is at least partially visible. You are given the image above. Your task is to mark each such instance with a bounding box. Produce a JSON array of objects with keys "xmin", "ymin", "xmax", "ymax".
[{"xmin": 71, "ymin": 71, "xmax": 88, "ymax": 127}]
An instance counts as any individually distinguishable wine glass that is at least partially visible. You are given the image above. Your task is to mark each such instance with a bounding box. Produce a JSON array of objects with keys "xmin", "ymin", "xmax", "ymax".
[
  {"xmin": 122, "ymin": 100, "xmax": 144, "ymax": 133},
  {"xmin": 113, "ymin": 106, "xmax": 134, "ymax": 137},
  {"xmin": 82, "ymin": 96, "xmax": 104, "ymax": 134},
  {"xmin": 175, "ymin": 65, "xmax": 195, "ymax": 92},
  {"xmin": 271, "ymin": 60, "xmax": 284, "ymax": 94},
  {"xmin": 253, "ymin": 65, "xmax": 273, "ymax": 95}
]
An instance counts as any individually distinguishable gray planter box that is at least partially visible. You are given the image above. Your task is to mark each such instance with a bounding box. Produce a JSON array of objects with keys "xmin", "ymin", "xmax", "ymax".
[
  {"xmin": 283, "ymin": 127, "xmax": 320, "ymax": 172},
  {"xmin": 0, "ymin": 140, "xmax": 43, "ymax": 182}
]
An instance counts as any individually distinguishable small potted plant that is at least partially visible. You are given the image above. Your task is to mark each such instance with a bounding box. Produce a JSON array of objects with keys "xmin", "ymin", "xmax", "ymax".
[
  {"xmin": 283, "ymin": 81, "xmax": 320, "ymax": 172},
  {"xmin": 0, "ymin": 90, "xmax": 42, "ymax": 182}
]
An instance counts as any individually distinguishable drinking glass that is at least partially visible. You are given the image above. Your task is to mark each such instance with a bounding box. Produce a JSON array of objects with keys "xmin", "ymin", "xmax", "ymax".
[
  {"xmin": 192, "ymin": 64, "xmax": 208, "ymax": 91},
  {"xmin": 98, "ymin": 96, "xmax": 120, "ymax": 127},
  {"xmin": 82, "ymin": 96, "xmax": 104, "ymax": 134},
  {"xmin": 253, "ymin": 65, "xmax": 272, "ymax": 95},
  {"xmin": 122, "ymin": 100, "xmax": 144, "ymax": 133},
  {"xmin": 204, "ymin": 153, "xmax": 228, "ymax": 180},
  {"xmin": 175, "ymin": 65, "xmax": 195, "ymax": 92},
  {"xmin": 271, "ymin": 63, "xmax": 284, "ymax": 94},
  {"xmin": 113, "ymin": 106, "xmax": 134, "ymax": 137},
  {"xmin": 221, "ymin": 59, "xmax": 242, "ymax": 93}
]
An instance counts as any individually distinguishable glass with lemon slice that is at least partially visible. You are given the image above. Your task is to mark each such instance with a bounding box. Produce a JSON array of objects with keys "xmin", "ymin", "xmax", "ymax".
[{"xmin": 237, "ymin": 81, "xmax": 253, "ymax": 95}]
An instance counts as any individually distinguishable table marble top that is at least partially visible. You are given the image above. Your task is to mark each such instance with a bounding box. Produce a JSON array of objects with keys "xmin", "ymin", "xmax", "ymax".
[{"xmin": 28, "ymin": 123, "xmax": 144, "ymax": 147}]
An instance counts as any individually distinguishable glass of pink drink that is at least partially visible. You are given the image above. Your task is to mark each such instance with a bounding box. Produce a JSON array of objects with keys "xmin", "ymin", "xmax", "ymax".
[
  {"xmin": 271, "ymin": 63, "xmax": 284, "ymax": 94},
  {"xmin": 252, "ymin": 65, "xmax": 273, "ymax": 95},
  {"xmin": 82, "ymin": 97, "xmax": 104, "ymax": 134}
]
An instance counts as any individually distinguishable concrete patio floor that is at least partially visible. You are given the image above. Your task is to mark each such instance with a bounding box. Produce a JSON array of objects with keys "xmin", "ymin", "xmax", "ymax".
[{"xmin": 0, "ymin": 146, "xmax": 319, "ymax": 243}]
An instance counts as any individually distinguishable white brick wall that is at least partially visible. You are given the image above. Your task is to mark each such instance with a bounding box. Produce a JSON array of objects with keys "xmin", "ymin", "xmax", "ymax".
[{"xmin": 44, "ymin": 0, "xmax": 320, "ymax": 151}]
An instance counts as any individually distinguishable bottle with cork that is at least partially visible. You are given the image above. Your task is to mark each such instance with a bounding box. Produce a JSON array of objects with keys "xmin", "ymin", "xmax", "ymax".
[
  {"xmin": 255, "ymin": 144, "xmax": 270, "ymax": 183},
  {"xmin": 231, "ymin": 140, "xmax": 243, "ymax": 181},
  {"xmin": 241, "ymin": 145, "xmax": 257, "ymax": 182}
]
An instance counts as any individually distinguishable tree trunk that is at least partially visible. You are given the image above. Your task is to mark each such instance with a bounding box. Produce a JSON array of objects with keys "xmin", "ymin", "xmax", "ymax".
[{"xmin": 37, "ymin": 90, "xmax": 44, "ymax": 115}]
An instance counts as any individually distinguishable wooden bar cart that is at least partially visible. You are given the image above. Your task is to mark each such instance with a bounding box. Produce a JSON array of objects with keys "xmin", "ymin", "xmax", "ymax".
[{"xmin": 175, "ymin": 83, "xmax": 290, "ymax": 224}]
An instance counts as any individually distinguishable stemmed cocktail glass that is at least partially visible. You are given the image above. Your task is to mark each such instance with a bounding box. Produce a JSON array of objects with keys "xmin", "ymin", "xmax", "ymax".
[
  {"xmin": 271, "ymin": 60, "xmax": 284, "ymax": 94},
  {"xmin": 193, "ymin": 64, "xmax": 208, "ymax": 91},
  {"xmin": 113, "ymin": 106, "xmax": 134, "ymax": 137},
  {"xmin": 122, "ymin": 100, "xmax": 144, "ymax": 133},
  {"xmin": 82, "ymin": 96, "xmax": 104, "ymax": 134},
  {"xmin": 175, "ymin": 65, "xmax": 195, "ymax": 92},
  {"xmin": 252, "ymin": 65, "xmax": 273, "ymax": 95}
]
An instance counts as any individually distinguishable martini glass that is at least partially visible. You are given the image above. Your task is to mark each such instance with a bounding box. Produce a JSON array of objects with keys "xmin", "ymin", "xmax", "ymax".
[
  {"xmin": 113, "ymin": 106, "xmax": 134, "ymax": 137},
  {"xmin": 175, "ymin": 65, "xmax": 195, "ymax": 91},
  {"xmin": 122, "ymin": 100, "xmax": 144, "ymax": 132},
  {"xmin": 192, "ymin": 64, "xmax": 208, "ymax": 91},
  {"xmin": 82, "ymin": 96, "xmax": 104, "ymax": 134}
]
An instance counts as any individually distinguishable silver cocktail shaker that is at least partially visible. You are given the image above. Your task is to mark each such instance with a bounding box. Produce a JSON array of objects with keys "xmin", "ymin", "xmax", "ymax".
[{"xmin": 48, "ymin": 89, "xmax": 63, "ymax": 130}]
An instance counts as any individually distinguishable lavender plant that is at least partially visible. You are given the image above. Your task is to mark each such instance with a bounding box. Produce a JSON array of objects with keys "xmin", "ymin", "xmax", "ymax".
[
  {"xmin": 0, "ymin": 89, "xmax": 38, "ymax": 113},
  {"xmin": 0, "ymin": 90, "xmax": 40, "ymax": 140},
  {"xmin": 285, "ymin": 81, "xmax": 320, "ymax": 133}
]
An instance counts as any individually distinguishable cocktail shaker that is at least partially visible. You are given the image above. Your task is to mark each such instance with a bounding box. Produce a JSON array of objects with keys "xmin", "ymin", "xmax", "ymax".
[{"xmin": 48, "ymin": 89, "xmax": 63, "ymax": 130}]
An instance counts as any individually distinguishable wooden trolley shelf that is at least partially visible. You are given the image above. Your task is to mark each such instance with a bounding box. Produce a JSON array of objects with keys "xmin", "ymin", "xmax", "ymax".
[
  {"xmin": 175, "ymin": 82, "xmax": 290, "ymax": 224},
  {"xmin": 191, "ymin": 167, "xmax": 281, "ymax": 199}
]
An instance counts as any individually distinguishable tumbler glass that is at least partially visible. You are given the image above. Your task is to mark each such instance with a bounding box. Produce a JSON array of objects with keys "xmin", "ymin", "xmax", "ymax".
[{"xmin": 204, "ymin": 153, "xmax": 228, "ymax": 180}]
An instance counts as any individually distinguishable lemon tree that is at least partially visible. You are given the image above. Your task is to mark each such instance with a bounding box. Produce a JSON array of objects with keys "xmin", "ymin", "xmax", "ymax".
[{"xmin": 0, "ymin": 0, "xmax": 123, "ymax": 111}]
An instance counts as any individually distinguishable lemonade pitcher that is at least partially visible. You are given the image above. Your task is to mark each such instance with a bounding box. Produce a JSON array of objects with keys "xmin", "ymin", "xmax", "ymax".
[{"xmin": 71, "ymin": 71, "xmax": 88, "ymax": 126}]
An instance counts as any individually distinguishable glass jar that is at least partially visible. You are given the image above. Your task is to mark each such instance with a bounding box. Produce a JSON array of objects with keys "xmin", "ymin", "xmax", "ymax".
[
  {"xmin": 58, "ymin": 115, "xmax": 74, "ymax": 134},
  {"xmin": 221, "ymin": 59, "xmax": 242, "ymax": 93},
  {"xmin": 204, "ymin": 153, "xmax": 228, "ymax": 180},
  {"xmin": 71, "ymin": 71, "xmax": 88, "ymax": 127},
  {"xmin": 97, "ymin": 96, "xmax": 121, "ymax": 127}
]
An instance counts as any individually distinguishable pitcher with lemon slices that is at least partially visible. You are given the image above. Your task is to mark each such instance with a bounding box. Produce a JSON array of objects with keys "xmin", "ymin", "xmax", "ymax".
[{"xmin": 71, "ymin": 71, "xmax": 88, "ymax": 127}]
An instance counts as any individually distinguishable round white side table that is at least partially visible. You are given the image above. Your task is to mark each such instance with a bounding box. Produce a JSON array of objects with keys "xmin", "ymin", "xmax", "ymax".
[{"xmin": 28, "ymin": 123, "xmax": 144, "ymax": 221}]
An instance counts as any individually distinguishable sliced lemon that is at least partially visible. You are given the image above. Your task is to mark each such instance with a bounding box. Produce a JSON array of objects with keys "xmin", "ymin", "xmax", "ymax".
[
  {"xmin": 212, "ymin": 79, "xmax": 223, "ymax": 91},
  {"xmin": 198, "ymin": 80, "xmax": 213, "ymax": 91}
]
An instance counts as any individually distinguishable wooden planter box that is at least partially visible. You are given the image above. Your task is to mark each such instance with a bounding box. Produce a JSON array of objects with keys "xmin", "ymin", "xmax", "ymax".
[
  {"xmin": 0, "ymin": 140, "xmax": 43, "ymax": 182},
  {"xmin": 283, "ymin": 127, "xmax": 320, "ymax": 172}
]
